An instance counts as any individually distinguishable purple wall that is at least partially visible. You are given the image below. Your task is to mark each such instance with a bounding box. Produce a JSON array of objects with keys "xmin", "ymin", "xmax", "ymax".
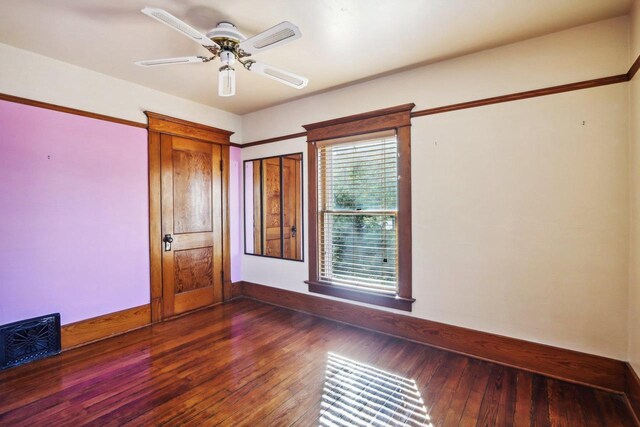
[
  {"xmin": 229, "ymin": 146, "xmax": 242, "ymax": 282},
  {"xmin": 0, "ymin": 100, "xmax": 150, "ymax": 325}
]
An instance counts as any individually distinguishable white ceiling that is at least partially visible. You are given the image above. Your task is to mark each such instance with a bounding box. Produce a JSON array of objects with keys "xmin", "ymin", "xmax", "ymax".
[{"xmin": 0, "ymin": 0, "xmax": 632, "ymax": 115}]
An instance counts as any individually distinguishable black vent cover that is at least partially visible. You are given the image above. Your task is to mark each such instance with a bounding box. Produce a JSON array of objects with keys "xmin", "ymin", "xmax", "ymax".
[{"xmin": 0, "ymin": 314, "xmax": 61, "ymax": 370}]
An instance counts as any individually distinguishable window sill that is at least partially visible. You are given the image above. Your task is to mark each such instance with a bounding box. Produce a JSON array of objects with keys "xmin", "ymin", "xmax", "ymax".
[{"xmin": 305, "ymin": 280, "xmax": 415, "ymax": 312}]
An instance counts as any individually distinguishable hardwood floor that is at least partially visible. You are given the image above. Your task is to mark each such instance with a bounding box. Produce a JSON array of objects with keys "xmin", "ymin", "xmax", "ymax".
[{"xmin": 0, "ymin": 298, "xmax": 636, "ymax": 426}]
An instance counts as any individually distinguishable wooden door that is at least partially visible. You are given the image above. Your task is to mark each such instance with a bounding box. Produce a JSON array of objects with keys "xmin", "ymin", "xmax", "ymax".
[{"xmin": 160, "ymin": 134, "xmax": 223, "ymax": 317}]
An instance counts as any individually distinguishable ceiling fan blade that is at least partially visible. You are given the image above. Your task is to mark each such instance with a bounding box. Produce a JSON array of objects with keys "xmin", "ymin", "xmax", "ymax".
[
  {"xmin": 249, "ymin": 62, "xmax": 308, "ymax": 89},
  {"xmin": 134, "ymin": 56, "xmax": 209, "ymax": 67},
  {"xmin": 239, "ymin": 22, "xmax": 301, "ymax": 55},
  {"xmin": 141, "ymin": 7, "xmax": 219, "ymax": 49}
]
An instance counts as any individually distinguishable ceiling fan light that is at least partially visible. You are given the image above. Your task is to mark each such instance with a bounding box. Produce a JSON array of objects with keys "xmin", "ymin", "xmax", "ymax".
[{"xmin": 218, "ymin": 65, "xmax": 236, "ymax": 97}]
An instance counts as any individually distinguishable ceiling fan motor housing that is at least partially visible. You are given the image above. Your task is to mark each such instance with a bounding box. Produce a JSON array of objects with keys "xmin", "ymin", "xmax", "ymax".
[{"xmin": 206, "ymin": 22, "xmax": 246, "ymax": 44}]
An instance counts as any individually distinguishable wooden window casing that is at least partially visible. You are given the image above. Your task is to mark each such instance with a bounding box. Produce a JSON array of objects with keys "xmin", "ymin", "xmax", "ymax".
[{"xmin": 304, "ymin": 104, "xmax": 415, "ymax": 311}]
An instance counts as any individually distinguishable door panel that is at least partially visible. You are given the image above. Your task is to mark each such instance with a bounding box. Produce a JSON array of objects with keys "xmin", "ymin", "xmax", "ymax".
[
  {"xmin": 262, "ymin": 158, "xmax": 282, "ymax": 257},
  {"xmin": 161, "ymin": 134, "xmax": 223, "ymax": 318},
  {"xmin": 174, "ymin": 247, "xmax": 214, "ymax": 293},
  {"xmin": 282, "ymin": 156, "xmax": 301, "ymax": 259},
  {"xmin": 172, "ymin": 149, "xmax": 212, "ymax": 234}
]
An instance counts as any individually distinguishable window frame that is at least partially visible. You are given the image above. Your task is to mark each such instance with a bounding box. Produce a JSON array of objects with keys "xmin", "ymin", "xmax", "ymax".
[{"xmin": 304, "ymin": 104, "xmax": 415, "ymax": 311}]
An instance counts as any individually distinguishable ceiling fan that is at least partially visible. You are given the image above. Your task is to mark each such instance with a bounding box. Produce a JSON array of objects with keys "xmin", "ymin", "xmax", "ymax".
[{"xmin": 135, "ymin": 7, "xmax": 309, "ymax": 97}]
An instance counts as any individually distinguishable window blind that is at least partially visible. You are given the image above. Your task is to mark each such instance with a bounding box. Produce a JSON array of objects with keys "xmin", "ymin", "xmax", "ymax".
[{"xmin": 317, "ymin": 130, "xmax": 398, "ymax": 293}]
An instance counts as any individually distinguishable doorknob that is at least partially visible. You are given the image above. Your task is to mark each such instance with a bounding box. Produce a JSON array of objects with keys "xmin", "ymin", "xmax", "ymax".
[
  {"xmin": 163, "ymin": 234, "xmax": 173, "ymax": 251},
  {"xmin": 291, "ymin": 225, "xmax": 297, "ymax": 237}
]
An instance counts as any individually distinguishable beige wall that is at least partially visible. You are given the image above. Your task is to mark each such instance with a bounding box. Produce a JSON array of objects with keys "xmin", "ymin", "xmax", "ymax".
[
  {"xmin": 243, "ymin": 17, "xmax": 627, "ymax": 142},
  {"xmin": 0, "ymin": 43, "xmax": 243, "ymax": 142},
  {"xmin": 629, "ymin": 0, "xmax": 640, "ymax": 374},
  {"xmin": 241, "ymin": 17, "xmax": 631, "ymax": 359}
]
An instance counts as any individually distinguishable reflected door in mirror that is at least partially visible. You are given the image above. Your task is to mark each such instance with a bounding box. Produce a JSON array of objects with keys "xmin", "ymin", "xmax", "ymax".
[
  {"xmin": 283, "ymin": 155, "xmax": 302, "ymax": 259},
  {"xmin": 244, "ymin": 153, "xmax": 303, "ymax": 261},
  {"xmin": 263, "ymin": 157, "xmax": 282, "ymax": 257}
]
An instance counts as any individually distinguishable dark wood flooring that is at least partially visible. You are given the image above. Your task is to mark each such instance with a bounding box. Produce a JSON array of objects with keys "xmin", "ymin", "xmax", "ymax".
[{"xmin": 0, "ymin": 298, "xmax": 636, "ymax": 426}]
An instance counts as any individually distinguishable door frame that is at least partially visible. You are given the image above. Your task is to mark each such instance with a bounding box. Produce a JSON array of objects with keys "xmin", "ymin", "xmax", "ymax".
[{"xmin": 146, "ymin": 112, "xmax": 233, "ymax": 323}]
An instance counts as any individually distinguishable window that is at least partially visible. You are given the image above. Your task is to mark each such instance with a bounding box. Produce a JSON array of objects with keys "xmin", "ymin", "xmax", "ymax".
[
  {"xmin": 318, "ymin": 131, "xmax": 398, "ymax": 291},
  {"xmin": 304, "ymin": 104, "xmax": 415, "ymax": 311}
]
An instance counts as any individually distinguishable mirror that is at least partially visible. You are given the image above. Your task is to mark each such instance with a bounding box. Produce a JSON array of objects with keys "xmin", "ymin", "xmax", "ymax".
[{"xmin": 244, "ymin": 153, "xmax": 303, "ymax": 261}]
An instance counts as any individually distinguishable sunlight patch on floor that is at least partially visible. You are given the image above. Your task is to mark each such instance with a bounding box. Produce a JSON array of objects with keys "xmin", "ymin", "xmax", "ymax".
[{"xmin": 319, "ymin": 352, "xmax": 432, "ymax": 427}]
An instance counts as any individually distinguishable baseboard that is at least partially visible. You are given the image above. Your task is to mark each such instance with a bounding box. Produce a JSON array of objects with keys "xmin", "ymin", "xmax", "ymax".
[
  {"xmin": 49, "ymin": 283, "xmax": 634, "ymax": 403},
  {"xmin": 61, "ymin": 304, "xmax": 151, "ymax": 350},
  {"xmin": 231, "ymin": 281, "xmax": 243, "ymax": 299},
  {"xmin": 626, "ymin": 363, "xmax": 640, "ymax": 424},
  {"xmin": 240, "ymin": 281, "xmax": 625, "ymax": 393}
]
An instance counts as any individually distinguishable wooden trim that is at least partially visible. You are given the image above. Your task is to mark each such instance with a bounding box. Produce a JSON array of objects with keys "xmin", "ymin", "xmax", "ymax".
[
  {"xmin": 236, "ymin": 54, "xmax": 640, "ymax": 150},
  {"xmin": 146, "ymin": 111, "xmax": 234, "ymax": 136},
  {"xmin": 306, "ymin": 104, "xmax": 414, "ymax": 310},
  {"xmin": 159, "ymin": 133, "xmax": 175, "ymax": 319},
  {"xmin": 240, "ymin": 281, "xmax": 626, "ymax": 393},
  {"xmin": 307, "ymin": 141, "xmax": 319, "ymax": 282},
  {"xmin": 629, "ymin": 54, "xmax": 640, "ymax": 81},
  {"xmin": 145, "ymin": 111, "xmax": 233, "ymax": 145},
  {"xmin": 61, "ymin": 304, "xmax": 151, "ymax": 350},
  {"xmin": 303, "ymin": 103, "xmax": 416, "ymax": 132},
  {"xmin": 231, "ymin": 281, "xmax": 244, "ymax": 299},
  {"xmin": 148, "ymin": 131, "xmax": 163, "ymax": 323},
  {"xmin": 238, "ymin": 73, "xmax": 625, "ymax": 147},
  {"xmin": 626, "ymin": 363, "xmax": 640, "ymax": 424},
  {"xmin": 0, "ymin": 93, "xmax": 243, "ymax": 146},
  {"xmin": 5, "ymin": 53, "xmax": 639, "ymax": 152},
  {"xmin": 0, "ymin": 92, "xmax": 147, "ymax": 128},
  {"xmin": 396, "ymin": 125, "xmax": 412, "ymax": 301},
  {"xmin": 306, "ymin": 280, "xmax": 414, "ymax": 311},
  {"xmin": 411, "ymin": 74, "xmax": 628, "ymax": 118},
  {"xmin": 222, "ymin": 145, "xmax": 232, "ymax": 301},
  {"xmin": 304, "ymin": 104, "xmax": 414, "ymax": 142},
  {"xmin": 242, "ymin": 132, "xmax": 307, "ymax": 148}
]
